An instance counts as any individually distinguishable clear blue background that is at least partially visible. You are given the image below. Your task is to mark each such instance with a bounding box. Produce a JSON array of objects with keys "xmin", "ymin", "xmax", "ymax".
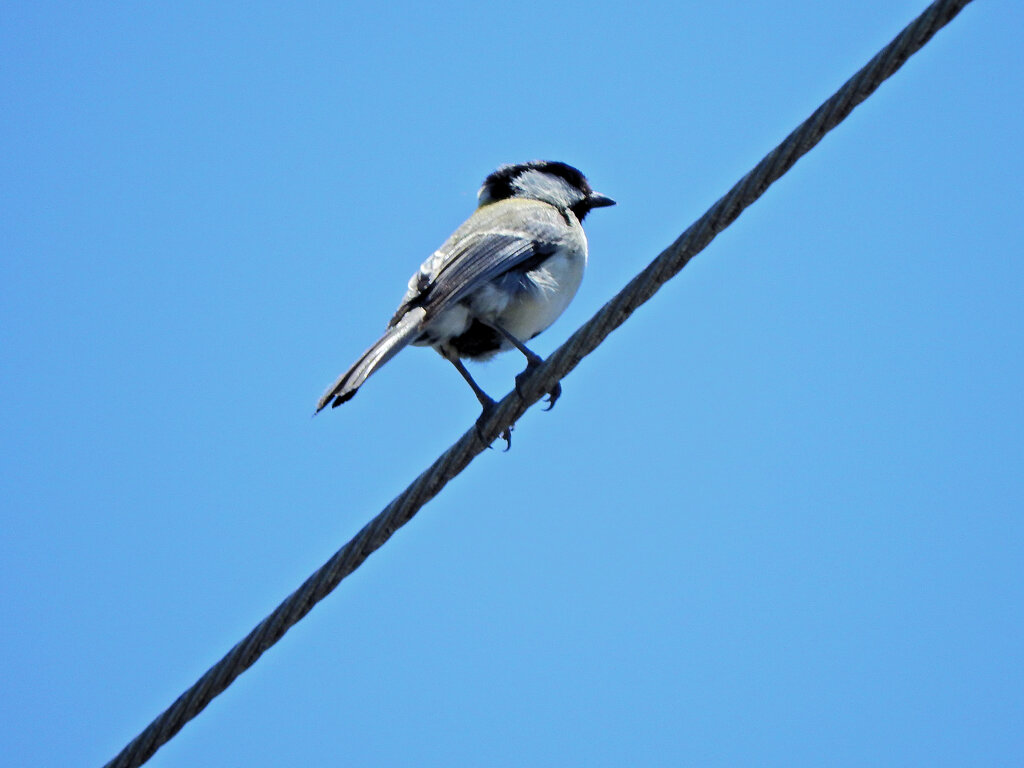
[{"xmin": 3, "ymin": 2, "xmax": 1021, "ymax": 766}]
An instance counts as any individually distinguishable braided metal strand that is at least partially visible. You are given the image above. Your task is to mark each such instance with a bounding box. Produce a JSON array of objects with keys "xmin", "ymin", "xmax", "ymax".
[{"xmin": 103, "ymin": 1, "xmax": 974, "ymax": 765}]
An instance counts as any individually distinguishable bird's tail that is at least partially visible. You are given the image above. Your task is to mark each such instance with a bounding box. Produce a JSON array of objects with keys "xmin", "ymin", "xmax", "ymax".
[{"xmin": 315, "ymin": 307, "xmax": 426, "ymax": 413}]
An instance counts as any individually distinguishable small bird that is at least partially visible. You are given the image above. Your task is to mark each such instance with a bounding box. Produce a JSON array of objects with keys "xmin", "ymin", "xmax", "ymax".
[{"xmin": 316, "ymin": 160, "xmax": 615, "ymax": 444}]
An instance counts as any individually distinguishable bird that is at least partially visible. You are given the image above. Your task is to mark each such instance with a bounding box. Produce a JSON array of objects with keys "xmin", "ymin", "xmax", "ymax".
[{"xmin": 315, "ymin": 160, "xmax": 615, "ymax": 445}]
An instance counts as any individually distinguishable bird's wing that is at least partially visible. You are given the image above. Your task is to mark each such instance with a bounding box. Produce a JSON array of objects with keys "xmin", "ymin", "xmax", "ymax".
[
  {"xmin": 419, "ymin": 232, "xmax": 551, "ymax": 315},
  {"xmin": 390, "ymin": 200, "xmax": 566, "ymax": 326}
]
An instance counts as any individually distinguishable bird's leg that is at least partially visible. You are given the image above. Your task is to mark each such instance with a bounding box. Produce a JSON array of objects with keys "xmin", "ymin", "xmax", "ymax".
[
  {"xmin": 445, "ymin": 355, "xmax": 512, "ymax": 450},
  {"xmin": 489, "ymin": 323, "xmax": 561, "ymax": 411}
]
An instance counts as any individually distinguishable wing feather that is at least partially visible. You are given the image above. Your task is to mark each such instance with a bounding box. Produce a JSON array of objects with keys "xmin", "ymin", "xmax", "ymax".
[{"xmin": 390, "ymin": 200, "xmax": 569, "ymax": 326}]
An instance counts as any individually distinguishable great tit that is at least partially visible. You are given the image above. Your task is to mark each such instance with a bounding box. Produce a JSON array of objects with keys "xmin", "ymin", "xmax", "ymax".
[{"xmin": 316, "ymin": 160, "xmax": 615, "ymax": 442}]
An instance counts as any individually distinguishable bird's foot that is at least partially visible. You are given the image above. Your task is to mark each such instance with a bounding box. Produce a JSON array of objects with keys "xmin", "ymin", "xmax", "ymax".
[
  {"xmin": 514, "ymin": 367, "xmax": 562, "ymax": 411},
  {"xmin": 475, "ymin": 398, "xmax": 513, "ymax": 451}
]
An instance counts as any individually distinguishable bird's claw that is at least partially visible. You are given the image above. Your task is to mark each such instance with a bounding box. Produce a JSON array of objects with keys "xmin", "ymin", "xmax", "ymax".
[
  {"xmin": 514, "ymin": 369, "xmax": 562, "ymax": 412},
  {"xmin": 542, "ymin": 382, "xmax": 562, "ymax": 411},
  {"xmin": 475, "ymin": 400, "xmax": 513, "ymax": 450}
]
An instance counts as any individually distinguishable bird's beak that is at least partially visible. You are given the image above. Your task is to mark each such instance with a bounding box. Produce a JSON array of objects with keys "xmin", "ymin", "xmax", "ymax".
[{"xmin": 588, "ymin": 192, "xmax": 616, "ymax": 208}]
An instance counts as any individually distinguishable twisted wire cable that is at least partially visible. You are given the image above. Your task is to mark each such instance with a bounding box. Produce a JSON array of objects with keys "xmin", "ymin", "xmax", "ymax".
[{"xmin": 103, "ymin": 1, "xmax": 975, "ymax": 765}]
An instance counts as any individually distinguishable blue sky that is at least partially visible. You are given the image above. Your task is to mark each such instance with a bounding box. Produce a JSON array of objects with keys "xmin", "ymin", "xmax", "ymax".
[{"xmin": 3, "ymin": 1, "xmax": 1022, "ymax": 766}]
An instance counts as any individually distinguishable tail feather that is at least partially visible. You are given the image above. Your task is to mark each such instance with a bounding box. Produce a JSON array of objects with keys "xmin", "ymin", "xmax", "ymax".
[{"xmin": 315, "ymin": 307, "xmax": 426, "ymax": 413}]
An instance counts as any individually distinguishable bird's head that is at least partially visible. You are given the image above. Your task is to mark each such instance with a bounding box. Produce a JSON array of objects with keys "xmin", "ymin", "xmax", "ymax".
[{"xmin": 477, "ymin": 160, "xmax": 615, "ymax": 221}]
